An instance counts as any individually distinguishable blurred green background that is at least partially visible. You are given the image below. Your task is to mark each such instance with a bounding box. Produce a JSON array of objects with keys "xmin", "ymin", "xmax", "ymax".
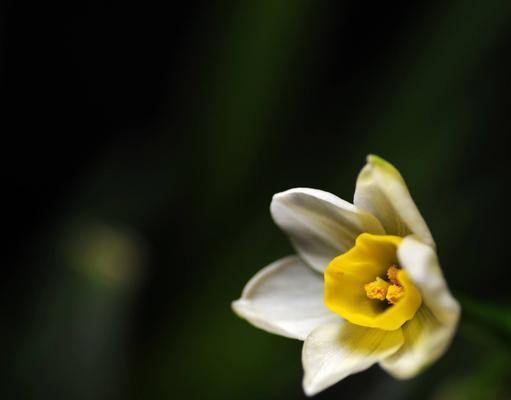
[{"xmin": 3, "ymin": 0, "xmax": 511, "ymax": 399}]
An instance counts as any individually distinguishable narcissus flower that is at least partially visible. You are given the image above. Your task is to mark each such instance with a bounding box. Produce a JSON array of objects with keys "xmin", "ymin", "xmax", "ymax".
[{"xmin": 232, "ymin": 155, "xmax": 460, "ymax": 396}]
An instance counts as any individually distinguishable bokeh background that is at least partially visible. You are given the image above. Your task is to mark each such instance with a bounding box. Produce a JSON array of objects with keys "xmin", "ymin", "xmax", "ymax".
[{"xmin": 3, "ymin": 0, "xmax": 511, "ymax": 399}]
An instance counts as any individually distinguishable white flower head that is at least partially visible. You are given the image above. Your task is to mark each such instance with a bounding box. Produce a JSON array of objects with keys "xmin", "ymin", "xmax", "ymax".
[{"xmin": 232, "ymin": 155, "xmax": 460, "ymax": 396}]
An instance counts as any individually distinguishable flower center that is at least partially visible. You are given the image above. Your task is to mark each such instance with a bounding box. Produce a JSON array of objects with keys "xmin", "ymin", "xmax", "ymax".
[
  {"xmin": 323, "ymin": 233, "xmax": 422, "ymax": 331},
  {"xmin": 364, "ymin": 265, "xmax": 404, "ymax": 304}
]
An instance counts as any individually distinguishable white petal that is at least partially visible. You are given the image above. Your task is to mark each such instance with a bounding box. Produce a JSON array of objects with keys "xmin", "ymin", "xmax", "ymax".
[
  {"xmin": 354, "ymin": 155, "xmax": 435, "ymax": 247},
  {"xmin": 398, "ymin": 236, "xmax": 460, "ymax": 327},
  {"xmin": 302, "ymin": 322, "xmax": 404, "ymax": 396},
  {"xmin": 380, "ymin": 236, "xmax": 461, "ymax": 378},
  {"xmin": 232, "ymin": 256, "xmax": 340, "ymax": 340},
  {"xmin": 380, "ymin": 306, "xmax": 455, "ymax": 379},
  {"xmin": 271, "ymin": 188, "xmax": 385, "ymax": 272}
]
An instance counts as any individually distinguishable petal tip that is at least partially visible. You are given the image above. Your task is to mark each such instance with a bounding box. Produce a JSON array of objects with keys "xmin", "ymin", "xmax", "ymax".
[
  {"xmin": 366, "ymin": 154, "xmax": 385, "ymax": 166},
  {"xmin": 270, "ymin": 188, "xmax": 308, "ymax": 213},
  {"xmin": 230, "ymin": 299, "xmax": 247, "ymax": 319},
  {"xmin": 302, "ymin": 377, "xmax": 321, "ymax": 397},
  {"xmin": 366, "ymin": 153, "xmax": 380, "ymax": 163},
  {"xmin": 366, "ymin": 154, "xmax": 399, "ymax": 176}
]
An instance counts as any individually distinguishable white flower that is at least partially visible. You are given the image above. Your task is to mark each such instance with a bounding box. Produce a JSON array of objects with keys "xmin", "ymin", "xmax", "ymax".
[{"xmin": 232, "ymin": 155, "xmax": 460, "ymax": 396}]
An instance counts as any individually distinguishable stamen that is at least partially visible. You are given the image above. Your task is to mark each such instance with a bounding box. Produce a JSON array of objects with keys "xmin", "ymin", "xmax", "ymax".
[
  {"xmin": 365, "ymin": 265, "xmax": 405, "ymax": 304},
  {"xmin": 364, "ymin": 277, "xmax": 389, "ymax": 301},
  {"xmin": 387, "ymin": 265, "xmax": 400, "ymax": 285},
  {"xmin": 386, "ymin": 285, "xmax": 405, "ymax": 304}
]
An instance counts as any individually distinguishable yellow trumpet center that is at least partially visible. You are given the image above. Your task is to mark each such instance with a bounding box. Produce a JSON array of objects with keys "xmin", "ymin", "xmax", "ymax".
[{"xmin": 324, "ymin": 233, "xmax": 422, "ymax": 331}]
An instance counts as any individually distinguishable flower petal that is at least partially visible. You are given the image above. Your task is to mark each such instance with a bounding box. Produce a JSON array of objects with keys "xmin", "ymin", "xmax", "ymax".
[
  {"xmin": 232, "ymin": 256, "xmax": 340, "ymax": 340},
  {"xmin": 379, "ymin": 306, "xmax": 454, "ymax": 379},
  {"xmin": 271, "ymin": 188, "xmax": 385, "ymax": 272},
  {"xmin": 302, "ymin": 322, "xmax": 404, "ymax": 396},
  {"xmin": 354, "ymin": 155, "xmax": 435, "ymax": 247},
  {"xmin": 380, "ymin": 236, "xmax": 461, "ymax": 378},
  {"xmin": 398, "ymin": 236, "xmax": 460, "ymax": 328}
]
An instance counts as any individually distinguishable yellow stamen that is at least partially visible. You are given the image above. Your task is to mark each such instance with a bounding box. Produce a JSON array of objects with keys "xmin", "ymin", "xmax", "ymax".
[
  {"xmin": 387, "ymin": 265, "xmax": 400, "ymax": 285},
  {"xmin": 364, "ymin": 277, "xmax": 390, "ymax": 301},
  {"xmin": 364, "ymin": 265, "xmax": 404, "ymax": 304},
  {"xmin": 386, "ymin": 284, "xmax": 405, "ymax": 304}
]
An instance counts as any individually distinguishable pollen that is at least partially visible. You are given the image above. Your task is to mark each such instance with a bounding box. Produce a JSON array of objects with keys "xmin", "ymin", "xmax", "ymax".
[
  {"xmin": 364, "ymin": 277, "xmax": 390, "ymax": 301},
  {"xmin": 387, "ymin": 265, "xmax": 400, "ymax": 285},
  {"xmin": 364, "ymin": 265, "xmax": 404, "ymax": 304},
  {"xmin": 386, "ymin": 285, "xmax": 405, "ymax": 304}
]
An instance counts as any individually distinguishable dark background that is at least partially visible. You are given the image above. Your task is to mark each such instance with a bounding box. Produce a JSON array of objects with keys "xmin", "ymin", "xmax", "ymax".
[{"xmin": 2, "ymin": 0, "xmax": 511, "ymax": 399}]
